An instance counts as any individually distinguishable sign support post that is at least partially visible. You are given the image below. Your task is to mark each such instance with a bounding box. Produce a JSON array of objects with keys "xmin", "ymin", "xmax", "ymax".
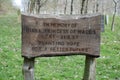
[
  {"xmin": 83, "ymin": 56, "xmax": 96, "ymax": 80},
  {"xmin": 22, "ymin": 58, "xmax": 35, "ymax": 80}
]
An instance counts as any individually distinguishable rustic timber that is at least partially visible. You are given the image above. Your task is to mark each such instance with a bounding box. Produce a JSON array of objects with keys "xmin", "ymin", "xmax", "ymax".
[
  {"xmin": 83, "ymin": 56, "xmax": 96, "ymax": 80},
  {"xmin": 22, "ymin": 58, "xmax": 35, "ymax": 80},
  {"xmin": 21, "ymin": 1, "xmax": 105, "ymax": 80},
  {"xmin": 21, "ymin": 14, "xmax": 103, "ymax": 58}
]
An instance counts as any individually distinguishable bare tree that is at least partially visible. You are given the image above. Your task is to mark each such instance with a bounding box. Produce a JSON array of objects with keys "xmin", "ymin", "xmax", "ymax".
[
  {"xmin": 96, "ymin": 0, "xmax": 99, "ymax": 12},
  {"xmin": 26, "ymin": 0, "xmax": 48, "ymax": 14},
  {"xmin": 70, "ymin": 0, "xmax": 74, "ymax": 14},
  {"xmin": 84, "ymin": 0, "xmax": 89, "ymax": 13},
  {"xmin": 81, "ymin": 0, "xmax": 89, "ymax": 14},
  {"xmin": 111, "ymin": 0, "xmax": 118, "ymax": 31},
  {"xmin": 81, "ymin": 0, "xmax": 86, "ymax": 14},
  {"xmin": 64, "ymin": 0, "xmax": 67, "ymax": 14}
]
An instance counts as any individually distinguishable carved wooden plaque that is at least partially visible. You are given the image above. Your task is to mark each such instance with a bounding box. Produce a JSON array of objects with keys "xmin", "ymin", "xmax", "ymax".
[{"xmin": 21, "ymin": 14, "xmax": 104, "ymax": 58}]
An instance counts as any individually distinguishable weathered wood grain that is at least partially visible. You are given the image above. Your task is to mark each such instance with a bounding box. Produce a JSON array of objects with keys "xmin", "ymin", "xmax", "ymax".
[
  {"xmin": 21, "ymin": 14, "xmax": 103, "ymax": 58},
  {"xmin": 83, "ymin": 56, "xmax": 96, "ymax": 80},
  {"xmin": 22, "ymin": 58, "xmax": 35, "ymax": 80}
]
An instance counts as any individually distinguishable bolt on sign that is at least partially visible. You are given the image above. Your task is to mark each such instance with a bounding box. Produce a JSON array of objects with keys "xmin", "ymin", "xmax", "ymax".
[{"xmin": 21, "ymin": 14, "xmax": 104, "ymax": 58}]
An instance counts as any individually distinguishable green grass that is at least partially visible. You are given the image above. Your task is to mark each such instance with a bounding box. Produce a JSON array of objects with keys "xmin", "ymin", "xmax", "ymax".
[
  {"xmin": 0, "ymin": 13, "xmax": 120, "ymax": 80},
  {"xmin": 0, "ymin": 13, "xmax": 22, "ymax": 80}
]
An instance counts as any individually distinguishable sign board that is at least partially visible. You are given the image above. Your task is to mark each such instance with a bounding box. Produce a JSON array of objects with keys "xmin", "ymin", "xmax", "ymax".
[{"xmin": 21, "ymin": 14, "xmax": 104, "ymax": 58}]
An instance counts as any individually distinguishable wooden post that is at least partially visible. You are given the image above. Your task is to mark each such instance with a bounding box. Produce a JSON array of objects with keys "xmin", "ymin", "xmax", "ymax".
[
  {"xmin": 83, "ymin": 56, "xmax": 96, "ymax": 80},
  {"xmin": 22, "ymin": 58, "xmax": 35, "ymax": 80}
]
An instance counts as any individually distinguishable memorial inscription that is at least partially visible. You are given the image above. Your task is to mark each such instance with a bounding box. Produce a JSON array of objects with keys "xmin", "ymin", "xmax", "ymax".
[{"xmin": 22, "ymin": 14, "xmax": 103, "ymax": 58}]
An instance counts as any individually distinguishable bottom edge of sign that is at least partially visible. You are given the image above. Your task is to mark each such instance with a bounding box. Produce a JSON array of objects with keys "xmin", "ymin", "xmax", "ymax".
[{"xmin": 22, "ymin": 53, "xmax": 100, "ymax": 58}]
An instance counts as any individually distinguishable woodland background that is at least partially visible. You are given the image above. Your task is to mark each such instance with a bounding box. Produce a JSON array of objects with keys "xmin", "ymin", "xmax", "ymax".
[{"xmin": 0, "ymin": 0, "xmax": 120, "ymax": 80}]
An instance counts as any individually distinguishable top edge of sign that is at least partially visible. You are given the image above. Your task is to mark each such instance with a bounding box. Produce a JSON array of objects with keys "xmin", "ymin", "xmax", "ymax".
[{"xmin": 21, "ymin": 13, "xmax": 103, "ymax": 19}]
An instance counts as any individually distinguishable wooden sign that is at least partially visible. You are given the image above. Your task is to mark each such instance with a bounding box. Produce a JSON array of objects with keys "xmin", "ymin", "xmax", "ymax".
[{"xmin": 21, "ymin": 14, "xmax": 104, "ymax": 58}]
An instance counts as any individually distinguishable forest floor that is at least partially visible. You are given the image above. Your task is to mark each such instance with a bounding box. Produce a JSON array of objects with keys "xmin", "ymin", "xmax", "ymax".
[{"xmin": 0, "ymin": 13, "xmax": 120, "ymax": 80}]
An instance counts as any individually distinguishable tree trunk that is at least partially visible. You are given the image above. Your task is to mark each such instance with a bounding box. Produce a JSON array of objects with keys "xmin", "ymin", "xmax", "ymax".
[
  {"xmin": 64, "ymin": 0, "xmax": 67, "ymax": 14},
  {"xmin": 70, "ymin": 0, "xmax": 74, "ymax": 14},
  {"xmin": 81, "ymin": 0, "xmax": 86, "ymax": 14},
  {"xmin": 84, "ymin": 0, "xmax": 89, "ymax": 14},
  {"xmin": 81, "ymin": 0, "xmax": 92, "ymax": 14},
  {"xmin": 111, "ymin": 0, "xmax": 117, "ymax": 31}
]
